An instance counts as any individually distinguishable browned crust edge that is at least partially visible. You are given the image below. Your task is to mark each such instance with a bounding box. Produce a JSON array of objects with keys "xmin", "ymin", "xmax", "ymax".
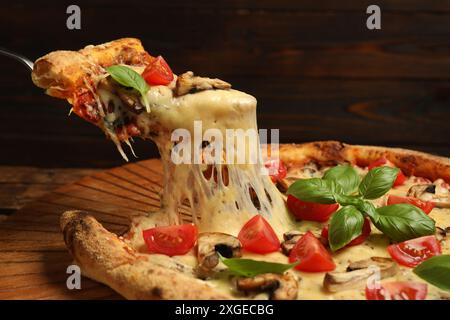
[{"xmin": 61, "ymin": 141, "xmax": 450, "ymax": 300}]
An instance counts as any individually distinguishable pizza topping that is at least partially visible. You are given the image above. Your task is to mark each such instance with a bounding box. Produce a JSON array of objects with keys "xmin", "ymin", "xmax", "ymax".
[
  {"xmin": 238, "ymin": 215, "xmax": 280, "ymax": 254},
  {"xmin": 106, "ymin": 65, "xmax": 151, "ymax": 112},
  {"xmin": 367, "ymin": 157, "xmax": 406, "ymax": 187},
  {"xmin": 436, "ymin": 226, "xmax": 450, "ymax": 241},
  {"xmin": 323, "ymin": 257, "xmax": 398, "ymax": 292},
  {"xmin": 142, "ymin": 224, "xmax": 198, "ymax": 256},
  {"xmin": 174, "ymin": 71, "xmax": 231, "ymax": 96},
  {"xmin": 142, "ymin": 55, "xmax": 174, "ymax": 86},
  {"xmin": 287, "ymin": 166, "xmax": 436, "ymax": 243},
  {"xmin": 387, "ymin": 195, "xmax": 434, "ymax": 215},
  {"xmin": 264, "ymin": 159, "xmax": 287, "ymax": 183},
  {"xmin": 407, "ymin": 180, "xmax": 450, "ymax": 208},
  {"xmin": 365, "ymin": 281, "xmax": 427, "ymax": 300},
  {"xmin": 236, "ymin": 272, "xmax": 299, "ymax": 300},
  {"xmin": 289, "ymin": 231, "xmax": 336, "ymax": 272},
  {"xmin": 321, "ymin": 217, "xmax": 371, "ymax": 249},
  {"xmin": 286, "ymin": 194, "xmax": 339, "ymax": 222},
  {"xmin": 413, "ymin": 255, "xmax": 450, "ymax": 293},
  {"xmin": 387, "ymin": 235, "xmax": 442, "ymax": 268},
  {"xmin": 196, "ymin": 232, "xmax": 242, "ymax": 277}
]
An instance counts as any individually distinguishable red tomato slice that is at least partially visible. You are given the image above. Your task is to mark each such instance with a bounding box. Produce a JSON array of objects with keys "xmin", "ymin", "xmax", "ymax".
[
  {"xmin": 238, "ymin": 215, "xmax": 280, "ymax": 254},
  {"xmin": 142, "ymin": 56, "xmax": 174, "ymax": 85},
  {"xmin": 287, "ymin": 195, "xmax": 339, "ymax": 222},
  {"xmin": 387, "ymin": 235, "xmax": 441, "ymax": 267},
  {"xmin": 368, "ymin": 157, "xmax": 406, "ymax": 187},
  {"xmin": 321, "ymin": 218, "xmax": 371, "ymax": 247},
  {"xmin": 365, "ymin": 281, "xmax": 427, "ymax": 300},
  {"xmin": 387, "ymin": 195, "xmax": 434, "ymax": 215},
  {"xmin": 143, "ymin": 224, "xmax": 198, "ymax": 256},
  {"xmin": 264, "ymin": 159, "xmax": 287, "ymax": 183},
  {"xmin": 289, "ymin": 231, "xmax": 336, "ymax": 272}
]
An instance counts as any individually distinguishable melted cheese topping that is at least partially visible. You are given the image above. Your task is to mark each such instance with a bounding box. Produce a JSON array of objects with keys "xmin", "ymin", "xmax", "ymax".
[{"xmin": 95, "ymin": 71, "xmax": 448, "ymax": 300}]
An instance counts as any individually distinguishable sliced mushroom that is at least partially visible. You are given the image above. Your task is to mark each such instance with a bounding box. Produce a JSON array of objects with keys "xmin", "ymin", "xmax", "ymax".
[
  {"xmin": 277, "ymin": 162, "xmax": 320, "ymax": 193},
  {"xmin": 117, "ymin": 89, "xmax": 145, "ymax": 114},
  {"xmin": 436, "ymin": 226, "xmax": 450, "ymax": 242},
  {"xmin": 407, "ymin": 180, "xmax": 450, "ymax": 208},
  {"xmin": 281, "ymin": 231, "xmax": 303, "ymax": 256},
  {"xmin": 323, "ymin": 257, "xmax": 398, "ymax": 292},
  {"xmin": 281, "ymin": 230, "xmax": 323, "ymax": 256},
  {"xmin": 196, "ymin": 232, "xmax": 241, "ymax": 278},
  {"xmin": 175, "ymin": 71, "xmax": 231, "ymax": 96},
  {"xmin": 236, "ymin": 272, "xmax": 299, "ymax": 300}
]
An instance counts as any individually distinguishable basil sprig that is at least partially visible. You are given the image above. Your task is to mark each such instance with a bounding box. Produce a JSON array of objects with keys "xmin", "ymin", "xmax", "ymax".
[
  {"xmin": 323, "ymin": 165, "xmax": 360, "ymax": 194},
  {"xmin": 328, "ymin": 206, "xmax": 364, "ymax": 251},
  {"xmin": 219, "ymin": 255, "xmax": 298, "ymax": 277},
  {"xmin": 374, "ymin": 204, "xmax": 435, "ymax": 242},
  {"xmin": 106, "ymin": 65, "xmax": 151, "ymax": 112},
  {"xmin": 287, "ymin": 165, "xmax": 435, "ymax": 250},
  {"xmin": 359, "ymin": 166, "xmax": 399, "ymax": 199},
  {"xmin": 413, "ymin": 255, "xmax": 450, "ymax": 292}
]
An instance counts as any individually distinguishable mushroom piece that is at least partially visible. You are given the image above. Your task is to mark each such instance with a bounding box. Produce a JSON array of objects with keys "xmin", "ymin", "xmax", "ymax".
[
  {"xmin": 407, "ymin": 180, "xmax": 450, "ymax": 208},
  {"xmin": 174, "ymin": 71, "xmax": 231, "ymax": 96},
  {"xmin": 277, "ymin": 162, "xmax": 320, "ymax": 193},
  {"xmin": 281, "ymin": 231, "xmax": 303, "ymax": 256},
  {"xmin": 323, "ymin": 257, "xmax": 398, "ymax": 292},
  {"xmin": 236, "ymin": 272, "xmax": 299, "ymax": 300},
  {"xmin": 436, "ymin": 226, "xmax": 450, "ymax": 242},
  {"xmin": 196, "ymin": 232, "xmax": 241, "ymax": 278}
]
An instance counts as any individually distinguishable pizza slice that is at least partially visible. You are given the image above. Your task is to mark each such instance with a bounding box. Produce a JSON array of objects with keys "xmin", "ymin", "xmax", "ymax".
[{"xmin": 32, "ymin": 39, "xmax": 450, "ymax": 300}]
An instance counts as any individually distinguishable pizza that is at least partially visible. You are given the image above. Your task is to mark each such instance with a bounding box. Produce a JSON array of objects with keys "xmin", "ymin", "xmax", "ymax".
[{"xmin": 31, "ymin": 38, "xmax": 450, "ymax": 300}]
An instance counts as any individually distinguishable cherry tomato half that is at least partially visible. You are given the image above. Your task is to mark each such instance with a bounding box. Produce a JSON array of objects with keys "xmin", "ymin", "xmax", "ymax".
[
  {"xmin": 287, "ymin": 195, "xmax": 339, "ymax": 222},
  {"xmin": 265, "ymin": 159, "xmax": 287, "ymax": 183},
  {"xmin": 365, "ymin": 281, "xmax": 427, "ymax": 300},
  {"xmin": 143, "ymin": 224, "xmax": 198, "ymax": 256},
  {"xmin": 387, "ymin": 195, "xmax": 434, "ymax": 215},
  {"xmin": 238, "ymin": 215, "xmax": 280, "ymax": 254},
  {"xmin": 142, "ymin": 56, "xmax": 174, "ymax": 86},
  {"xmin": 387, "ymin": 235, "xmax": 441, "ymax": 268},
  {"xmin": 289, "ymin": 231, "xmax": 336, "ymax": 272}
]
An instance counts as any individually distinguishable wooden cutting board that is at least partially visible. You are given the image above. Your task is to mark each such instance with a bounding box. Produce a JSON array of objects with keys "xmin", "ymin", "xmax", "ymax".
[{"xmin": 0, "ymin": 159, "xmax": 164, "ymax": 299}]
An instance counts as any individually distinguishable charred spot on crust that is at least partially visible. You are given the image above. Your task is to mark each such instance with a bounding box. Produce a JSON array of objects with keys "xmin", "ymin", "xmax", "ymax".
[{"xmin": 150, "ymin": 287, "xmax": 163, "ymax": 299}]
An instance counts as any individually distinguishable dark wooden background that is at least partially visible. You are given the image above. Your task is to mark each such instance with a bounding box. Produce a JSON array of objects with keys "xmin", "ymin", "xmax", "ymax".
[{"xmin": 1, "ymin": 0, "xmax": 449, "ymax": 168}]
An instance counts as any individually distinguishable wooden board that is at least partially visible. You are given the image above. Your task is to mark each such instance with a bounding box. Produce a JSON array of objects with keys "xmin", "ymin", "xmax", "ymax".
[{"xmin": 0, "ymin": 159, "xmax": 164, "ymax": 299}]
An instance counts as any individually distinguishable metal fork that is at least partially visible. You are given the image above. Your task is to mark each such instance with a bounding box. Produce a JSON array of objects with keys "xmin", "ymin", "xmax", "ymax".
[{"xmin": 0, "ymin": 48, "xmax": 34, "ymax": 71}]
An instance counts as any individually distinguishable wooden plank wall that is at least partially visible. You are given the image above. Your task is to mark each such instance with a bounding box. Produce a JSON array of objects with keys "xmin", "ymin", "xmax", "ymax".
[{"xmin": 1, "ymin": 0, "xmax": 449, "ymax": 167}]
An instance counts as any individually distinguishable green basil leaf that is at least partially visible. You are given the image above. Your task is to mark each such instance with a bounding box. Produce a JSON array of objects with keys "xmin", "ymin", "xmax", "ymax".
[
  {"xmin": 328, "ymin": 206, "xmax": 364, "ymax": 251},
  {"xmin": 359, "ymin": 166, "xmax": 399, "ymax": 199},
  {"xmin": 106, "ymin": 65, "xmax": 151, "ymax": 112},
  {"xmin": 355, "ymin": 201, "xmax": 379, "ymax": 221},
  {"xmin": 287, "ymin": 178, "xmax": 341, "ymax": 204},
  {"xmin": 219, "ymin": 255, "xmax": 298, "ymax": 277},
  {"xmin": 334, "ymin": 194, "xmax": 364, "ymax": 207},
  {"xmin": 373, "ymin": 204, "xmax": 435, "ymax": 242},
  {"xmin": 323, "ymin": 165, "xmax": 360, "ymax": 194},
  {"xmin": 413, "ymin": 255, "xmax": 450, "ymax": 292}
]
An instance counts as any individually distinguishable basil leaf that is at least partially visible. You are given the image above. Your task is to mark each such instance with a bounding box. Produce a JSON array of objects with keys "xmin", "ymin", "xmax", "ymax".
[
  {"xmin": 355, "ymin": 201, "xmax": 379, "ymax": 221},
  {"xmin": 413, "ymin": 255, "xmax": 450, "ymax": 292},
  {"xmin": 323, "ymin": 165, "xmax": 360, "ymax": 194},
  {"xmin": 106, "ymin": 65, "xmax": 151, "ymax": 112},
  {"xmin": 334, "ymin": 194, "xmax": 364, "ymax": 207},
  {"xmin": 219, "ymin": 255, "xmax": 298, "ymax": 277},
  {"xmin": 359, "ymin": 166, "xmax": 399, "ymax": 199},
  {"xmin": 373, "ymin": 204, "xmax": 435, "ymax": 242},
  {"xmin": 287, "ymin": 178, "xmax": 341, "ymax": 204},
  {"xmin": 328, "ymin": 206, "xmax": 364, "ymax": 251}
]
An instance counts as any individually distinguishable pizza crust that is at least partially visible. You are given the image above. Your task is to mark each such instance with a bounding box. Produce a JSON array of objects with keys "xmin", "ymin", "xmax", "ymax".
[
  {"xmin": 60, "ymin": 142, "xmax": 450, "ymax": 300},
  {"xmin": 31, "ymin": 38, "xmax": 152, "ymax": 99}
]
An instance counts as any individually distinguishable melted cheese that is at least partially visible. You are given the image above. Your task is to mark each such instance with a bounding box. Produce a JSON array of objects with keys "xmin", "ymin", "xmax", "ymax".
[{"xmin": 95, "ymin": 73, "xmax": 448, "ymax": 300}]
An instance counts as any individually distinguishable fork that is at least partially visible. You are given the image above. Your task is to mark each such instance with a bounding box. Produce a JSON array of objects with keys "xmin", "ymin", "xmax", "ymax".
[{"xmin": 0, "ymin": 47, "xmax": 34, "ymax": 71}]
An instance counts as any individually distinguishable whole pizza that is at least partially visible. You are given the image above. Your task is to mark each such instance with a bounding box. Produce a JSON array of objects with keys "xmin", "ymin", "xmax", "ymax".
[{"xmin": 31, "ymin": 38, "xmax": 450, "ymax": 300}]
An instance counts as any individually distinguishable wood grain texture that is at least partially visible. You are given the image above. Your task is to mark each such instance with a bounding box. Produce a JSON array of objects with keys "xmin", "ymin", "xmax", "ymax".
[
  {"xmin": 0, "ymin": 159, "xmax": 164, "ymax": 299},
  {"xmin": 0, "ymin": 0, "xmax": 449, "ymax": 168}
]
